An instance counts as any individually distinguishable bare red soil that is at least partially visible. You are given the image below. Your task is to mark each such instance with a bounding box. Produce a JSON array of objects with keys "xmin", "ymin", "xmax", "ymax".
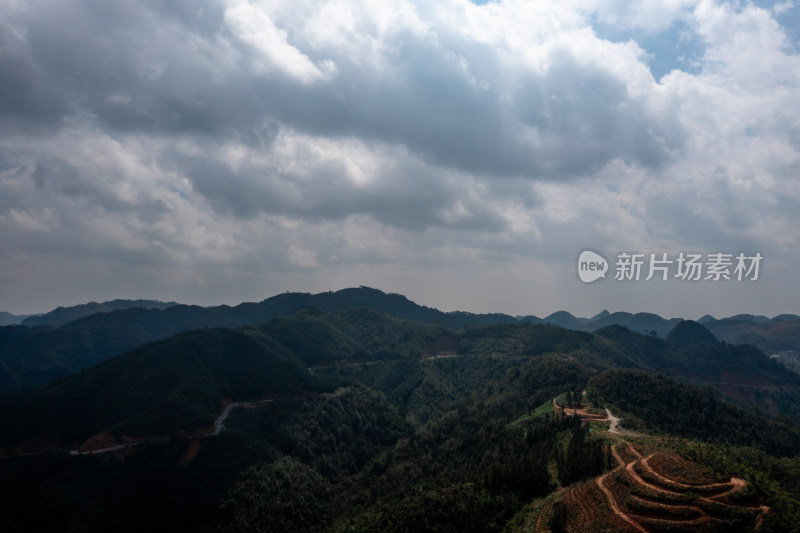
[{"xmin": 535, "ymin": 442, "xmax": 769, "ymax": 532}]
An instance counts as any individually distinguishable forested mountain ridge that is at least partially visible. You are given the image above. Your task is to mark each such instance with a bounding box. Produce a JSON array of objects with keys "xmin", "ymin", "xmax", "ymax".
[
  {"xmin": 3, "ymin": 310, "xmax": 799, "ymax": 455},
  {"xmin": 2, "ymin": 303, "xmax": 800, "ymax": 532},
  {"xmin": 0, "ymin": 308, "xmax": 453, "ymax": 451},
  {"xmin": 21, "ymin": 299, "xmax": 179, "ymax": 328},
  {"xmin": 0, "ymin": 288, "xmax": 511, "ymax": 391},
  {"xmin": 588, "ymin": 369, "xmax": 800, "ymax": 455},
  {"xmin": 2, "ymin": 287, "xmax": 799, "ymax": 392}
]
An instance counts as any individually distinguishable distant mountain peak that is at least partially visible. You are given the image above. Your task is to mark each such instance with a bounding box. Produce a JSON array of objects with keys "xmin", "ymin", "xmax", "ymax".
[
  {"xmin": 772, "ymin": 314, "xmax": 800, "ymax": 322},
  {"xmin": 21, "ymin": 299, "xmax": 179, "ymax": 328},
  {"xmin": 665, "ymin": 320, "xmax": 718, "ymax": 348},
  {"xmin": 539, "ymin": 311, "xmax": 587, "ymax": 332},
  {"xmin": 725, "ymin": 314, "xmax": 771, "ymax": 324}
]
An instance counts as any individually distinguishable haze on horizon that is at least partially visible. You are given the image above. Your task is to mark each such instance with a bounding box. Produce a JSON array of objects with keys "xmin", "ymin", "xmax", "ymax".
[{"xmin": 1, "ymin": 0, "xmax": 799, "ymax": 318}]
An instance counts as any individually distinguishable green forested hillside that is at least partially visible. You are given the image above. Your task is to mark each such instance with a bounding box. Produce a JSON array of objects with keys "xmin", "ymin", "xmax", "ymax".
[
  {"xmin": 2, "ymin": 308, "xmax": 800, "ymax": 532},
  {"xmin": 0, "ymin": 327, "xmax": 314, "ymax": 447},
  {"xmin": 705, "ymin": 316, "xmax": 800, "ymax": 353},
  {"xmin": 0, "ymin": 325, "xmax": 99, "ymax": 390},
  {"xmin": 0, "ymin": 287, "xmax": 508, "ymax": 391},
  {"xmin": 0, "ymin": 308, "xmax": 455, "ymax": 448},
  {"xmin": 264, "ymin": 307, "xmax": 452, "ymax": 365},
  {"xmin": 5, "ymin": 288, "xmax": 800, "ymax": 395},
  {"xmin": 5, "ymin": 312, "xmax": 800, "ymax": 450},
  {"xmin": 588, "ymin": 369, "xmax": 800, "ymax": 455}
]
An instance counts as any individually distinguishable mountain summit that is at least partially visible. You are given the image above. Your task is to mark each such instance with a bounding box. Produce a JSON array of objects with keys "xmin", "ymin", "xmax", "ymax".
[{"xmin": 665, "ymin": 319, "xmax": 718, "ymax": 347}]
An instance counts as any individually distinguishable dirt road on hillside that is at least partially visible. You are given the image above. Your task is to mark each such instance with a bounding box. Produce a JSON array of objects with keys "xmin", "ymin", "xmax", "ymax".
[
  {"xmin": 596, "ymin": 443, "xmax": 648, "ymax": 532},
  {"xmin": 606, "ymin": 408, "xmax": 620, "ymax": 433}
]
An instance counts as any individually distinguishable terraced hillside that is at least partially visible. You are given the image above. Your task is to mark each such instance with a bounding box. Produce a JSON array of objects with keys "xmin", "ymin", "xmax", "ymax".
[
  {"xmin": 528, "ymin": 395, "xmax": 771, "ymax": 532},
  {"xmin": 535, "ymin": 440, "xmax": 769, "ymax": 532}
]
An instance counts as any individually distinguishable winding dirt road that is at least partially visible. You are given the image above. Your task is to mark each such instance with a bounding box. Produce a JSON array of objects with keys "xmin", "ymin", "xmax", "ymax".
[
  {"xmin": 597, "ymin": 447, "xmax": 768, "ymax": 532},
  {"xmin": 211, "ymin": 398, "xmax": 274, "ymax": 436},
  {"xmin": 532, "ymin": 400, "xmax": 769, "ymax": 531},
  {"xmin": 65, "ymin": 398, "xmax": 276, "ymax": 456},
  {"xmin": 596, "ymin": 444, "xmax": 649, "ymax": 532},
  {"xmin": 639, "ymin": 454, "xmax": 745, "ymax": 496}
]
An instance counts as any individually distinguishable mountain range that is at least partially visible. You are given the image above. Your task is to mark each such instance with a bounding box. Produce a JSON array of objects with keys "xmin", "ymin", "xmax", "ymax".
[
  {"xmin": 2, "ymin": 288, "xmax": 800, "ymax": 532},
  {"xmin": 8, "ymin": 288, "xmax": 798, "ymax": 341},
  {"xmin": 1, "ymin": 287, "xmax": 798, "ymax": 392},
  {"xmin": 3, "ymin": 304, "xmax": 799, "ymax": 454}
]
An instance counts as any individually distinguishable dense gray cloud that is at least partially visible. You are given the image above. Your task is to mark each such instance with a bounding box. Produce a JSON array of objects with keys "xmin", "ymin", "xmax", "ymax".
[
  {"xmin": 0, "ymin": 0, "xmax": 798, "ymax": 317},
  {"xmin": 0, "ymin": 21, "xmax": 67, "ymax": 131},
  {"xmin": 2, "ymin": 0, "xmax": 681, "ymax": 176}
]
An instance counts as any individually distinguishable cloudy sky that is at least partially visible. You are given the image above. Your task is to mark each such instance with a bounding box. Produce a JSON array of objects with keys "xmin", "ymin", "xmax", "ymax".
[{"xmin": 1, "ymin": 0, "xmax": 799, "ymax": 318}]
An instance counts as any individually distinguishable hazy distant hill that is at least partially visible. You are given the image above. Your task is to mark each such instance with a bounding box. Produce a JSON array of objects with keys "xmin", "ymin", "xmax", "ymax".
[
  {"xmin": 704, "ymin": 316, "xmax": 800, "ymax": 353},
  {"xmin": 459, "ymin": 319, "xmax": 800, "ymax": 418},
  {"xmin": 0, "ymin": 312, "xmax": 37, "ymax": 326},
  {"xmin": 600, "ymin": 320, "xmax": 800, "ymax": 386},
  {"xmin": 521, "ymin": 310, "xmax": 683, "ymax": 337},
  {"xmin": 598, "ymin": 320, "xmax": 800, "ymax": 418},
  {"xmin": 589, "ymin": 311, "xmax": 683, "ymax": 336},
  {"xmin": 542, "ymin": 310, "xmax": 586, "ymax": 330},
  {"xmin": 526, "ymin": 309, "xmax": 800, "ymax": 352},
  {"xmin": 21, "ymin": 299, "xmax": 179, "ymax": 328}
]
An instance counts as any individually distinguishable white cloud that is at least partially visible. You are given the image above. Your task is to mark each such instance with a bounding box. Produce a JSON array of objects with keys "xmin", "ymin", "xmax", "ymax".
[
  {"xmin": 0, "ymin": 0, "xmax": 798, "ymax": 316},
  {"xmin": 772, "ymin": 1, "xmax": 794, "ymax": 15},
  {"xmin": 577, "ymin": 0, "xmax": 699, "ymax": 32},
  {"xmin": 288, "ymin": 244, "xmax": 318, "ymax": 268},
  {"xmin": 223, "ymin": 0, "xmax": 330, "ymax": 83}
]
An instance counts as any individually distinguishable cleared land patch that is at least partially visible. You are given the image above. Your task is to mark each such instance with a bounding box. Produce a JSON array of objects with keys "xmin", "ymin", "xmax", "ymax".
[{"xmin": 535, "ymin": 441, "xmax": 769, "ymax": 532}]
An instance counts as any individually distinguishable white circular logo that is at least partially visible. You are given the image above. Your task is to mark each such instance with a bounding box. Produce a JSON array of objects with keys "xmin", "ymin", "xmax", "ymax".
[{"xmin": 578, "ymin": 250, "xmax": 608, "ymax": 283}]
